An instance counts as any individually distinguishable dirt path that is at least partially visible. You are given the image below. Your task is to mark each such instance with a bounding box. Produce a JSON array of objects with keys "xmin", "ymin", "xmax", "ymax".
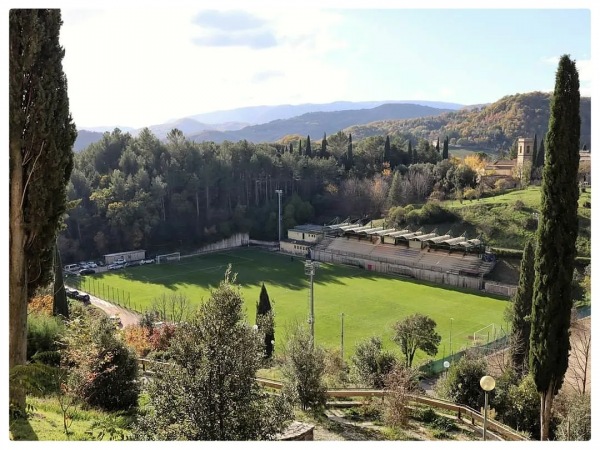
[{"xmin": 66, "ymin": 284, "xmax": 141, "ymax": 327}]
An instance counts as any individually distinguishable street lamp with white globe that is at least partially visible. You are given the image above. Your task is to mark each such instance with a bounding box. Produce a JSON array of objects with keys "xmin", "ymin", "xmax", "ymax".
[{"xmin": 480, "ymin": 375, "xmax": 496, "ymax": 441}]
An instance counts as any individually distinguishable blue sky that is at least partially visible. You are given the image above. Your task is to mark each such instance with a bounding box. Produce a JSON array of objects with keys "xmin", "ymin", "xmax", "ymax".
[{"xmin": 5, "ymin": 1, "xmax": 593, "ymax": 128}]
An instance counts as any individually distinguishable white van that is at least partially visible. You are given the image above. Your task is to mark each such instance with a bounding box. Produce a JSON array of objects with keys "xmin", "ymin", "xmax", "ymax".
[{"xmin": 64, "ymin": 264, "xmax": 80, "ymax": 272}]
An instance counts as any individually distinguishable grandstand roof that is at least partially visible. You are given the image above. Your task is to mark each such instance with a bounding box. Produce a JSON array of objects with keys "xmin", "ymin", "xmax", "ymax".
[
  {"xmin": 291, "ymin": 224, "xmax": 327, "ymax": 233},
  {"xmin": 426, "ymin": 234, "xmax": 452, "ymax": 244},
  {"xmin": 460, "ymin": 238, "xmax": 482, "ymax": 248},
  {"xmin": 413, "ymin": 232, "xmax": 438, "ymax": 241},
  {"xmin": 374, "ymin": 228, "xmax": 398, "ymax": 236},
  {"xmin": 345, "ymin": 225, "xmax": 373, "ymax": 234},
  {"xmin": 326, "ymin": 222, "xmax": 353, "ymax": 230},
  {"xmin": 397, "ymin": 231, "xmax": 423, "ymax": 240},
  {"xmin": 361, "ymin": 227, "xmax": 385, "ymax": 235},
  {"xmin": 338, "ymin": 224, "xmax": 363, "ymax": 232},
  {"xmin": 387, "ymin": 229, "xmax": 411, "ymax": 237},
  {"xmin": 441, "ymin": 236, "xmax": 467, "ymax": 246}
]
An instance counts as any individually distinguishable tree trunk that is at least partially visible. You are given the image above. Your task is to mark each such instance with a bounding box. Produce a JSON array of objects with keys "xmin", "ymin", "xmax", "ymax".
[
  {"xmin": 9, "ymin": 140, "xmax": 28, "ymax": 410},
  {"xmin": 540, "ymin": 382, "xmax": 555, "ymax": 440}
]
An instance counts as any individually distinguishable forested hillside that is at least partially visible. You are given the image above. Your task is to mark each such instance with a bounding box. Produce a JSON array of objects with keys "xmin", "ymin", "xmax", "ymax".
[{"xmin": 346, "ymin": 92, "xmax": 591, "ymax": 152}]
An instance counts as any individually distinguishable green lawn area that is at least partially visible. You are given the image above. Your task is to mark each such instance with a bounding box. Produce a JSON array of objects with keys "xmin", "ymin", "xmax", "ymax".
[{"xmin": 71, "ymin": 249, "xmax": 509, "ymax": 365}]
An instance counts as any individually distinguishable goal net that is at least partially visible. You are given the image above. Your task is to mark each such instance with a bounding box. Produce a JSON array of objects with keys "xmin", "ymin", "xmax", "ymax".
[
  {"xmin": 471, "ymin": 323, "xmax": 507, "ymax": 348},
  {"xmin": 156, "ymin": 252, "xmax": 181, "ymax": 264}
]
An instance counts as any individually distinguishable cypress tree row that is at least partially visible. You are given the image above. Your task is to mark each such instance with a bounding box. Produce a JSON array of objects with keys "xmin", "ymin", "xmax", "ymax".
[
  {"xmin": 320, "ymin": 132, "xmax": 328, "ymax": 158},
  {"xmin": 536, "ymin": 137, "xmax": 545, "ymax": 169},
  {"xmin": 529, "ymin": 54, "xmax": 581, "ymax": 441},
  {"xmin": 383, "ymin": 135, "xmax": 391, "ymax": 163},
  {"xmin": 510, "ymin": 239, "xmax": 534, "ymax": 376},
  {"xmin": 530, "ymin": 134, "xmax": 538, "ymax": 179}
]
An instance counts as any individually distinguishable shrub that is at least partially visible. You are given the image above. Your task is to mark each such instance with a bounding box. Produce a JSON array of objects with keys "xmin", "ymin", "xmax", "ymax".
[
  {"xmin": 351, "ymin": 336, "xmax": 397, "ymax": 389},
  {"xmin": 413, "ymin": 407, "xmax": 437, "ymax": 423},
  {"xmin": 494, "ymin": 178, "xmax": 509, "ymax": 192},
  {"xmin": 463, "ymin": 188, "xmax": 478, "ymax": 200},
  {"xmin": 123, "ymin": 325, "xmax": 151, "ymax": 357},
  {"xmin": 435, "ymin": 352, "xmax": 487, "ymax": 410},
  {"xmin": 432, "ymin": 415, "xmax": 458, "ymax": 432},
  {"xmin": 405, "ymin": 209, "xmax": 422, "ymax": 225},
  {"xmin": 27, "ymin": 312, "xmax": 65, "ymax": 361},
  {"xmin": 513, "ymin": 199, "xmax": 525, "ymax": 211}
]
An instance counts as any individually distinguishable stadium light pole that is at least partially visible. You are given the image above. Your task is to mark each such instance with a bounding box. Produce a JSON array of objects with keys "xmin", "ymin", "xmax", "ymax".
[
  {"xmin": 305, "ymin": 261, "xmax": 319, "ymax": 346},
  {"xmin": 275, "ymin": 189, "xmax": 283, "ymax": 245},
  {"xmin": 449, "ymin": 318, "xmax": 454, "ymax": 361}
]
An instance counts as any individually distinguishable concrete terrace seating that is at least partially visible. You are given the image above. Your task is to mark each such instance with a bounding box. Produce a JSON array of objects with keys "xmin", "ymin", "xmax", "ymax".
[{"xmin": 318, "ymin": 237, "xmax": 493, "ymax": 277}]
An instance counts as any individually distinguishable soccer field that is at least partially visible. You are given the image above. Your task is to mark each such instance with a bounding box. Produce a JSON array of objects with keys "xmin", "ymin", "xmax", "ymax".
[{"xmin": 78, "ymin": 248, "xmax": 509, "ymax": 364}]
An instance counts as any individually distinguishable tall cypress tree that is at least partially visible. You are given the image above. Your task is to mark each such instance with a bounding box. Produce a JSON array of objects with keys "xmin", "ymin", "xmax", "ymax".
[
  {"xmin": 383, "ymin": 135, "xmax": 391, "ymax": 163},
  {"xmin": 9, "ymin": 9, "xmax": 76, "ymax": 409},
  {"xmin": 529, "ymin": 55, "xmax": 581, "ymax": 441},
  {"xmin": 442, "ymin": 136, "xmax": 449, "ymax": 160},
  {"xmin": 435, "ymin": 137, "xmax": 440, "ymax": 153},
  {"xmin": 346, "ymin": 133, "xmax": 353, "ymax": 171},
  {"xmin": 305, "ymin": 135, "xmax": 312, "ymax": 158},
  {"xmin": 289, "ymin": 142, "xmax": 293, "ymax": 154},
  {"xmin": 510, "ymin": 240, "xmax": 534, "ymax": 376},
  {"xmin": 530, "ymin": 134, "xmax": 538, "ymax": 179},
  {"xmin": 298, "ymin": 140, "xmax": 303, "ymax": 156},
  {"xmin": 320, "ymin": 132, "xmax": 328, "ymax": 158},
  {"xmin": 407, "ymin": 140, "xmax": 413, "ymax": 164},
  {"xmin": 53, "ymin": 245, "xmax": 69, "ymax": 318},
  {"xmin": 536, "ymin": 137, "xmax": 545, "ymax": 169},
  {"xmin": 256, "ymin": 283, "xmax": 275, "ymax": 358}
]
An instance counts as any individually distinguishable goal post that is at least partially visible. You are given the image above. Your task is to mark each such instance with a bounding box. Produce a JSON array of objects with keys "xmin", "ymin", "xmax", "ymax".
[{"xmin": 156, "ymin": 252, "xmax": 181, "ymax": 264}]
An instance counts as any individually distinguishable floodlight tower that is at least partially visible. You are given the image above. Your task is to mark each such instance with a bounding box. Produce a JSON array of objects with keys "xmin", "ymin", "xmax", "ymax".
[
  {"xmin": 305, "ymin": 260, "xmax": 319, "ymax": 345},
  {"xmin": 275, "ymin": 189, "xmax": 283, "ymax": 245}
]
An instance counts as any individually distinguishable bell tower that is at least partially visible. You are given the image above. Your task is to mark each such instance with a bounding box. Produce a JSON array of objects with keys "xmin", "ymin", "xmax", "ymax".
[{"xmin": 517, "ymin": 137, "xmax": 534, "ymax": 168}]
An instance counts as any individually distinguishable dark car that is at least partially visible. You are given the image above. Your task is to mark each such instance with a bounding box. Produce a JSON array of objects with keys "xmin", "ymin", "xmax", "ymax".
[
  {"xmin": 79, "ymin": 268, "xmax": 96, "ymax": 275},
  {"xmin": 66, "ymin": 289, "xmax": 79, "ymax": 299},
  {"xmin": 75, "ymin": 292, "xmax": 91, "ymax": 303}
]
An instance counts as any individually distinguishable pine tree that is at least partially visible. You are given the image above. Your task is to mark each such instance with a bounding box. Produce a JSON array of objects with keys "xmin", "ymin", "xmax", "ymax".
[
  {"xmin": 298, "ymin": 140, "xmax": 303, "ymax": 156},
  {"xmin": 529, "ymin": 55, "xmax": 581, "ymax": 441},
  {"xmin": 256, "ymin": 283, "xmax": 275, "ymax": 359},
  {"xmin": 305, "ymin": 135, "xmax": 312, "ymax": 158},
  {"xmin": 9, "ymin": 9, "xmax": 76, "ymax": 409},
  {"xmin": 442, "ymin": 136, "xmax": 449, "ymax": 160},
  {"xmin": 435, "ymin": 137, "xmax": 440, "ymax": 153},
  {"xmin": 387, "ymin": 171, "xmax": 402, "ymax": 207},
  {"xmin": 345, "ymin": 134, "xmax": 353, "ymax": 170},
  {"xmin": 383, "ymin": 135, "xmax": 391, "ymax": 163},
  {"xmin": 510, "ymin": 240, "xmax": 534, "ymax": 376}
]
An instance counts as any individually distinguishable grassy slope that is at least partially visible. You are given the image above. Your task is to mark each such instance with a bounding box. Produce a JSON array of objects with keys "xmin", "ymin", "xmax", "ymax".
[
  {"xmin": 440, "ymin": 186, "xmax": 591, "ymax": 255},
  {"xmin": 74, "ymin": 249, "xmax": 507, "ymax": 363}
]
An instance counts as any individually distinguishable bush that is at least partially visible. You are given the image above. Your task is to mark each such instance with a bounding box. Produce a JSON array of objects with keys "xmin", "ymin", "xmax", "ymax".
[
  {"xmin": 435, "ymin": 352, "xmax": 487, "ymax": 410},
  {"xmin": 513, "ymin": 200, "xmax": 525, "ymax": 211},
  {"xmin": 494, "ymin": 178, "xmax": 509, "ymax": 192},
  {"xmin": 27, "ymin": 313, "xmax": 65, "ymax": 361},
  {"xmin": 413, "ymin": 407, "xmax": 437, "ymax": 423},
  {"xmin": 432, "ymin": 415, "xmax": 458, "ymax": 432}
]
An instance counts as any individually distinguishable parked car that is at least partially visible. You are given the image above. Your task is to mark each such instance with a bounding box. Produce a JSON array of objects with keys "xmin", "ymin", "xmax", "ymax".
[
  {"xmin": 141, "ymin": 258, "xmax": 155, "ymax": 265},
  {"xmin": 107, "ymin": 263, "xmax": 124, "ymax": 270},
  {"xmin": 86, "ymin": 262, "xmax": 98, "ymax": 268},
  {"xmin": 64, "ymin": 264, "xmax": 80, "ymax": 272},
  {"xmin": 65, "ymin": 288, "xmax": 78, "ymax": 299},
  {"xmin": 75, "ymin": 292, "xmax": 90, "ymax": 303},
  {"xmin": 79, "ymin": 268, "xmax": 96, "ymax": 275}
]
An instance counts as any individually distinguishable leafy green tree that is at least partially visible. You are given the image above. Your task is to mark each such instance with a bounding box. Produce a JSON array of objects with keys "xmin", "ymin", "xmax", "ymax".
[
  {"xmin": 435, "ymin": 352, "xmax": 487, "ymax": 409},
  {"xmin": 281, "ymin": 323, "xmax": 327, "ymax": 413},
  {"xmin": 554, "ymin": 392, "xmax": 591, "ymax": 441},
  {"xmin": 530, "ymin": 54, "xmax": 581, "ymax": 441},
  {"xmin": 351, "ymin": 336, "xmax": 397, "ymax": 388},
  {"xmin": 256, "ymin": 283, "xmax": 275, "ymax": 359},
  {"xmin": 386, "ymin": 171, "xmax": 403, "ymax": 207},
  {"xmin": 511, "ymin": 239, "xmax": 535, "ymax": 376},
  {"xmin": 133, "ymin": 268, "xmax": 292, "ymax": 440},
  {"xmin": 9, "ymin": 9, "xmax": 77, "ymax": 410},
  {"xmin": 393, "ymin": 313, "xmax": 441, "ymax": 368},
  {"xmin": 497, "ymin": 374, "xmax": 541, "ymax": 439}
]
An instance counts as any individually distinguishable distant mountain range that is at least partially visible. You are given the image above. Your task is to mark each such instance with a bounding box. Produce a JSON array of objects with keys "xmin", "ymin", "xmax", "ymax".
[{"xmin": 73, "ymin": 100, "xmax": 464, "ymax": 151}]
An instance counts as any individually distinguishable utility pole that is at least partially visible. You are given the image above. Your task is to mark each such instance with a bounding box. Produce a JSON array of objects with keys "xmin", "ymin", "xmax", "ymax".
[
  {"xmin": 449, "ymin": 317, "xmax": 454, "ymax": 361},
  {"xmin": 305, "ymin": 260, "xmax": 319, "ymax": 346},
  {"xmin": 275, "ymin": 189, "xmax": 283, "ymax": 246}
]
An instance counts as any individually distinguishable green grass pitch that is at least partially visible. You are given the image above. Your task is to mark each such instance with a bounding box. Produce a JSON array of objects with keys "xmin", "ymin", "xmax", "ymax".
[{"xmin": 76, "ymin": 248, "xmax": 510, "ymax": 364}]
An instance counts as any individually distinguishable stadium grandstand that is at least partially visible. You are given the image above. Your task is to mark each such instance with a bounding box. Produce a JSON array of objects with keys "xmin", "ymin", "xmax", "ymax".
[{"xmin": 281, "ymin": 220, "xmax": 497, "ymax": 292}]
